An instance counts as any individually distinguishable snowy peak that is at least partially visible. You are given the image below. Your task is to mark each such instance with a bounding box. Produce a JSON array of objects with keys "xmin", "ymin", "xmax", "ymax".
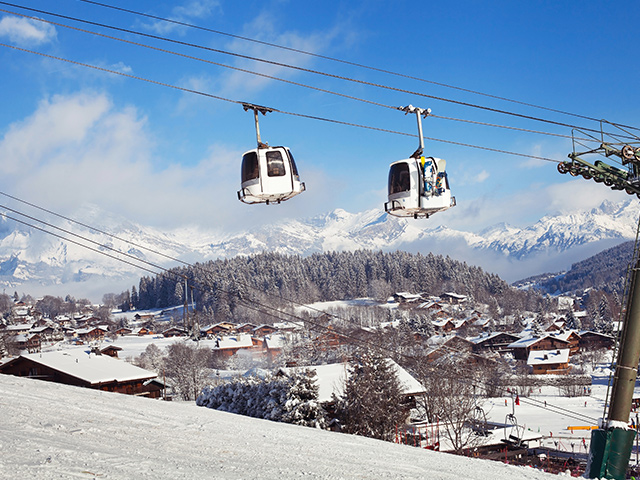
[{"xmin": 0, "ymin": 200, "xmax": 637, "ymax": 294}]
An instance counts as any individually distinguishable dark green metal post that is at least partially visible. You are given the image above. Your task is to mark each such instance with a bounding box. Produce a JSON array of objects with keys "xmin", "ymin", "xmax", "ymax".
[{"xmin": 586, "ymin": 260, "xmax": 640, "ymax": 479}]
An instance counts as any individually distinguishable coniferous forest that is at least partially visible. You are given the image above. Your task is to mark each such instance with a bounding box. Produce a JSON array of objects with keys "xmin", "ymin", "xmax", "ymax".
[{"xmin": 125, "ymin": 250, "xmax": 548, "ymax": 322}]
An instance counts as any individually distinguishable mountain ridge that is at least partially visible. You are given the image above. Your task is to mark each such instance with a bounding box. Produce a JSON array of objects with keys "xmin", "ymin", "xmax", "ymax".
[{"xmin": 0, "ymin": 199, "xmax": 637, "ymax": 298}]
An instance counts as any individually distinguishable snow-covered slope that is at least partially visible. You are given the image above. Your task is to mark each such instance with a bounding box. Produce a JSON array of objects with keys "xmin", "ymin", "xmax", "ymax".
[
  {"xmin": 0, "ymin": 199, "xmax": 637, "ymax": 295},
  {"xmin": 0, "ymin": 373, "xmax": 558, "ymax": 479}
]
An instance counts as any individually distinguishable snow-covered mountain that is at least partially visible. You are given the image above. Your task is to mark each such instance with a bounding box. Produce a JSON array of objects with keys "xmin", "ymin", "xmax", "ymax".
[{"xmin": 1, "ymin": 199, "xmax": 638, "ymax": 298}]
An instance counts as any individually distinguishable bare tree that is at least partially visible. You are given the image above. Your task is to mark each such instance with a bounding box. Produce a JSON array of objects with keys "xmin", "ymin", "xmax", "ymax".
[
  {"xmin": 413, "ymin": 361, "xmax": 487, "ymax": 454},
  {"xmin": 164, "ymin": 342, "xmax": 212, "ymax": 401}
]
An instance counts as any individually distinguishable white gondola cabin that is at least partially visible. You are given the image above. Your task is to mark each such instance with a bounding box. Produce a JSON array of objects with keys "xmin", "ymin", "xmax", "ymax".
[
  {"xmin": 237, "ymin": 146, "xmax": 305, "ymax": 204},
  {"xmin": 384, "ymin": 156, "xmax": 455, "ymax": 218},
  {"xmin": 237, "ymin": 103, "xmax": 305, "ymax": 205},
  {"xmin": 385, "ymin": 105, "xmax": 455, "ymax": 219}
]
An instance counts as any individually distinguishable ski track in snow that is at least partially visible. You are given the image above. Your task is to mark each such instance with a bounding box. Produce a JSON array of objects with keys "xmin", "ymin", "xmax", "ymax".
[{"xmin": 0, "ymin": 374, "xmax": 562, "ymax": 480}]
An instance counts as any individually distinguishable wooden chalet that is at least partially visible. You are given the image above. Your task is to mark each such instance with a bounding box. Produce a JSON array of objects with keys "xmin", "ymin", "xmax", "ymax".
[
  {"xmin": 235, "ymin": 323, "xmax": 258, "ymax": 334},
  {"xmin": 161, "ymin": 326, "xmax": 187, "ymax": 338},
  {"xmin": 201, "ymin": 323, "xmax": 233, "ymax": 337},
  {"xmin": 30, "ymin": 325, "xmax": 59, "ymax": 341},
  {"xmin": 11, "ymin": 333, "xmax": 41, "ymax": 353},
  {"xmin": 253, "ymin": 324, "xmax": 277, "ymax": 337},
  {"xmin": 578, "ymin": 331, "xmax": 615, "ymax": 350},
  {"xmin": 440, "ymin": 292, "xmax": 467, "ymax": 305},
  {"xmin": 132, "ymin": 326, "xmax": 154, "ymax": 336},
  {"xmin": 506, "ymin": 335, "xmax": 571, "ymax": 361},
  {"xmin": 100, "ymin": 345, "xmax": 123, "ymax": 358},
  {"xmin": 75, "ymin": 326, "xmax": 107, "ymax": 342},
  {"xmin": 212, "ymin": 334, "xmax": 254, "ymax": 359},
  {"xmin": 114, "ymin": 327, "xmax": 132, "ymax": 336},
  {"xmin": 551, "ymin": 331, "xmax": 581, "ymax": 355},
  {"xmin": 0, "ymin": 350, "xmax": 162, "ymax": 398},
  {"xmin": 527, "ymin": 349, "xmax": 571, "ymax": 375},
  {"xmin": 471, "ymin": 332, "xmax": 520, "ymax": 353}
]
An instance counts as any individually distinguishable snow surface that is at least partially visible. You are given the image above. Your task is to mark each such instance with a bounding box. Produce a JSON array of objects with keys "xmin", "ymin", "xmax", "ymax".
[{"xmin": 0, "ymin": 373, "xmax": 562, "ymax": 480}]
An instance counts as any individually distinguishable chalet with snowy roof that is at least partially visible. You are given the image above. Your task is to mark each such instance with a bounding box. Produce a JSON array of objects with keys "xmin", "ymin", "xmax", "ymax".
[
  {"xmin": 551, "ymin": 330, "xmax": 581, "ymax": 355},
  {"xmin": 431, "ymin": 317, "xmax": 455, "ymax": 333},
  {"xmin": 30, "ymin": 325, "xmax": 59, "ymax": 341},
  {"xmin": 578, "ymin": 331, "xmax": 615, "ymax": 350},
  {"xmin": 134, "ymin": 313, "xmax": 156, "ymax": 321},
  {"xmin": 212, "ymin": 334, "xmax": 254, "ymax": 359},
  {"xmin": 161, "ymin": 326, "xmax": 187, "ymax": 338},
  {"xmin": 0, "ymin": 349, "xmax": 162, "ymax": 397},
  {"xmin": 100, "ymin": 345, "xmax": 122, "ymax": 358},
  {"xmin": 506, "ymin": 335, "xmax": 571, "ymax": 361},
  {"xmin": 114, "ymin": 327, "xmax": 132, "ymax": 336},
  {"xmin": 253, "ymin": 324, "xmax": 277, "ymax": 336},
  {"xmin": 235, "ymin": 323, "xmax": 258, "ymax": 334},
  {"xmin": 132, "ymin": 326, "xmax": 153, "ymax": 336},
  {"xmin": 11, "ymin": 333, "xmax": 41, "ymax": 353},
  {"xmin": 393, "ymin": 292, "xmax": 424, "ymax": 305},
  {"xmin": 283, "ymin": 359, "xmax": 425, "ymax": 407},
  {"xmin": 527, "ymin": 349, "xmax": 571, "ymax": 375},
  {"xmin": 4, "ymin": 324, "xmax": 33, "ymax": 335},
  {"xmin": 471, "ymin": 332, "xmax": 520, "ymax": 354},
  {"xmin": 75, "ymin": 326, "xmax": 107, "ymax": 342},
  {"xmin": 440, "ymin": 293, "xmax": 467, "ymax": 305},
  {"xmin": 545, "ymin": 320, "xmax": 566, "ymax": 332},
  {"xmin": 201, "ymin": 323, "xmax": 233, "ymax": 337},
  {"xmin": 425, "ymin": 335, "xmax": 475, "ymax": 363}
]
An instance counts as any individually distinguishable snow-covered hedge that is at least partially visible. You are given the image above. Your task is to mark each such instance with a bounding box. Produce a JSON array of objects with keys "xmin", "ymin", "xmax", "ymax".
[{"xmin": 196, "ymin": 369, "xmax": 326, "ymax": 428}]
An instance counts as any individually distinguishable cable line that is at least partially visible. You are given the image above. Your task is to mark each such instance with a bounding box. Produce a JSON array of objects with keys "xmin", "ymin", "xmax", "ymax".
[
  {"xmin": 75, "ymin": 0, "xmax": 639, "ymax": 132},
  {"xmin": 1, "ymin": 2, "xmax": 637, "ymax": 139},
  {"xmin": 0, "ymin": 41, "xmax": 562, "ymax": 164},
  {"xmin": 2, "ymin": 8, "xmax": 601, "ymax": 145},
  {"xmin": 0, "ymin": 194, "xmax": 597, "ymax": 428},
  {"xmin": 0, "ymin": 212, "xmax": 162, "ymax": 277},
  {"xmin": 0, "ymin": 190, "xmax": 190, "ymax": 268}
]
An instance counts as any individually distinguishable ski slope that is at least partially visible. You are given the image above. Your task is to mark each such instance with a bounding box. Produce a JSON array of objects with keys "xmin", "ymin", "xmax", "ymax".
[{"xmin": 0, "ymin": 373, "xmax": 563, "ymax": 480}]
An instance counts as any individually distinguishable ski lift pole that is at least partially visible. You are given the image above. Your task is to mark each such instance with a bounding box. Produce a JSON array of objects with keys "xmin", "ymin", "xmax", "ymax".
[
  {"xmin": 399, "ymin": 105, "xmax": 431, "ymax": 157},
  {"xmin": 243, "ymin": 103, "xmax": 273, "ymax": 148},
  {"xmin": 586, "ymin": 259, "xmax": 640, "ymax": 479}
]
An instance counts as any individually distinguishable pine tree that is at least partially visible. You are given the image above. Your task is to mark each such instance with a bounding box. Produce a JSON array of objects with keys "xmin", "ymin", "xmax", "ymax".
[{"xmin": 334, "ymin": 350, "xmax": 407, "ymax": 441}]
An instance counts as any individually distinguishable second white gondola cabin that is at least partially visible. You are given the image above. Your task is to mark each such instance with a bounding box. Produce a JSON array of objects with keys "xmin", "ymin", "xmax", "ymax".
[
  {"xmin": 384, "ymin": 156, "xmax": 455, "ymax": 219},
  {"xmin": 237, "ymin": 146, "xmax": 305, "ymax": 204}
]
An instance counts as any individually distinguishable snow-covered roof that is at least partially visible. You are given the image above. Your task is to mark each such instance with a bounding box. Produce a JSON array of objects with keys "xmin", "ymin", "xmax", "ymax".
[
  {"xmin": 527, "ymin": 349, "xmax": 570, "ymax": 366},
  {"xmin": 265, "ymin": 335, "xmax": 285, "ymax": 349},
  {"xmin": 286, "ymin": 359, "xmax": 425, "ymax": 404},
  {"xmin": 507, "ymin": 334, "xmax": 569, "ymax": 349},
  {"xmin": 215, "ymin": 334, "xmax": 253, "ymax": 350},
  {"xmin": 8, "ymin": 350, "xmax": 156, "ymax": 384}
]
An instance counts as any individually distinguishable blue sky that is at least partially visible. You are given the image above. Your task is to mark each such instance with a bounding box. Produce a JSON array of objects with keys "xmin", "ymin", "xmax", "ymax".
[{"xmin": 0, "ymin": 0, "xmax": 639, "ymax": 236}]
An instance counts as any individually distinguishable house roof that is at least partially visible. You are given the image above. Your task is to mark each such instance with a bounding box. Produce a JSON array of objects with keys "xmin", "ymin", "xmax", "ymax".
[
  {"xmin": 507, "ymin": 334, "xmax": 570, "ymax": 349},
  {"xmin": 2, "ymin": 349, "xmax": 156, "ymax": 384},
  {"xmin": 215, "ymin": 334, "xmax": 254, "ymax": 350},
  {"xmin": 527, "ymin": 349, "xmax": 570, "ymax": 366},
  {"xmin": 284, "ymin": 359, "xmax": 425, "ymax": 404}
]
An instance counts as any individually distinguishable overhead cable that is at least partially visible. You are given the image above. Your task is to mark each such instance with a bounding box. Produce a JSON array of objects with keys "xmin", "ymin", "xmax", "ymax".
[
  {"xmin": 0, "ymin": 9, "xmax": 602, "ymax": 145},
  {"xmin": 1, "ymin": 3, "xmax": 637, "ymax": 139},
  {"xmin": 74, "ymin": 0, "xmax": 639, "ymax": 132},
  {"xmin": 0, "ymin": 41, "xmax": 561, "ymax": 164}
]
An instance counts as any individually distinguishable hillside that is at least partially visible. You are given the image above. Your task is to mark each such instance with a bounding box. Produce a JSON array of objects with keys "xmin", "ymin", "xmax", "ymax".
[
  {"xmin": 515, "ymin": 240, "xmax": 634, "ymax": 295},
  {"xmin": 132, "ymin": 250, "xmax": 545, "ymax": 322},
  {"xmin": 0, "ymin": 373, "xmax": 558, "ymax": 479},
  {"xmin": 0, "ymin": 199, "xmax": 638, "ymax": 300}
]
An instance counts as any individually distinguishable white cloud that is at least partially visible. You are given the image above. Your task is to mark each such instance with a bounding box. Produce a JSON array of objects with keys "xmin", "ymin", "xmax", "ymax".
[
  {"xmin": 0, "ymin": 16, "xmax": 56, "ymax": 47},
  {"xmin": 215, "ymin": 12, "xmax": 340, "ymax": 97},
  {"xmin": 142, "ymin": 0, "xmax": 221, "ymax": 35},
  {"xmin": 0, "ymin": 91, "xmax": 341, "ymax": 233},
  {"xmin": 433, "ymin": 177, "xmax": 627, "ymax": 233},
  {"xmin": 474, "ymin": 170, "xmax": 489, "ymax": 183}
]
